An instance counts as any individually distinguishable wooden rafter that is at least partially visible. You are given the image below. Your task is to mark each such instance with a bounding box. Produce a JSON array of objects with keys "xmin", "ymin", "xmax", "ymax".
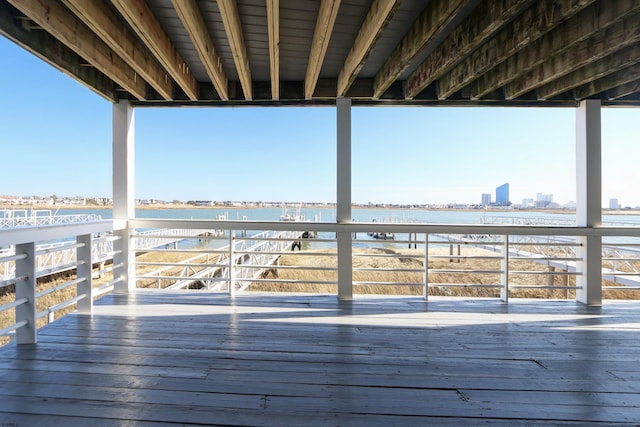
[
  {"xmin": 607, "ymin": 77, "xmax": 640, "ymax": 100},
  {"xmin": 473, "ymin": 1, "xmax": 640, "ymax": 99},
  {"xmin": 538, "ymin": 44, "xmax": 640, "ymax": 99},
  {"xmin": 305, "ymin": 0, "xmax": 340, "ymax": 99},
  {"xmin": 404, "ymin": 0, "xmax": 529, "ymax": 100},
  {"xmin": 576, "ymin": 62, "xmax": 640, "ymax": 99},
  {"xmin": 111, "ymin": 0, "xmax": 198, "ymax": 100},
  {"xmin": 6, "ymin": 0, "xmax": 146, "ymax": 99},
  {"xmin": 61, "ymin": 0, "xmax": 172, "ymax": 100},
  {"xmin": 266, "ymin": 0, "xmax": 279, "ymax": 100},
  {"xmin": 172, "ymin": 0, "xmax": 228, "ymax": 100},
  {"xmin": 438, "ymin": 0, "xmax": 595, "ymax": 100},
  {"xmin": 0, "ymin": 1, "xmax": 117, "ymax": 101},
  {"xmin": 337, "ymin": 0, "xmax": 400, "ymax": 97},
  {"xmin": 372, "ymin": 0, "xmax": 467, "ymax": 99},
  {"xmin": 506, "ymin": 14, "xmax": 640, "ymax": 99},
  {"xmin": 217, "ymin": 0, "xmax": 251, "ymax": 100}
]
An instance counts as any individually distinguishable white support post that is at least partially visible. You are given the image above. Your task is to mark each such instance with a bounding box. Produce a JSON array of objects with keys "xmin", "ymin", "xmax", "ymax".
[
  {"xmin": 229, "ymin": 231, "xmax": 236, "ymax": 296},
  {"xmin": 337, "ymin": 98, "xmax": 353, "ymax": 301},
  {"xmin": 576, "ymin": 99, "xmax": 602, "ymax": 306},
  {"xmin": 500, "ymin": 235, "xmax": 509, "ymax": 302},
  {"xmin": 423, "ymin": 234, "xmax": 429, "ymax": 301},
  {"xmin": 15, "ymin": 242, "xmax": 36, "ymax": 344},
  {"xmin": 76, "ymin": 234, "xmax": 93, "ymax": 313},
  {"xmin": 112, "ymin": 100, "xmax": 135, "ymax": 293}
]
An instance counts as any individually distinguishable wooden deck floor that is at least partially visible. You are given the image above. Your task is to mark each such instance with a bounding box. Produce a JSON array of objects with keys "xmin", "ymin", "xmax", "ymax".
[{"xmin": 1, "ymin": 291, "xmax": 640, "ymax": 426}]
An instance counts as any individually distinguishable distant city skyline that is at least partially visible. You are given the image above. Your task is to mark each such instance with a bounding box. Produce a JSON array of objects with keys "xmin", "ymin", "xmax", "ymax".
[{"xmin": 1, "ymin": 36, "xmax": 639, "ymax": 207}]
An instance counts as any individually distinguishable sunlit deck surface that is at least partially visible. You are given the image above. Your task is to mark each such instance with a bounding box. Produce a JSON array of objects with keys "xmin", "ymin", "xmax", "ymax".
[{"xmin": 1, "ymin": 291, "xmax": 640, "ymax": 426}]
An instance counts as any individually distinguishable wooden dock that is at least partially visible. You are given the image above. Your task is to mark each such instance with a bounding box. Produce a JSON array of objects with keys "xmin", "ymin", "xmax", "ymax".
[{"xmin": 1, "ymin": 292, "xmax": 640, "ymax": 425}]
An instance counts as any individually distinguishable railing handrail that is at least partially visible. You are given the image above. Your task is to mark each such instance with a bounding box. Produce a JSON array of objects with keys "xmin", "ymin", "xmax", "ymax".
[{"xmin": 130, "ymin": 218, "xmax": 640, "ymax": 238}]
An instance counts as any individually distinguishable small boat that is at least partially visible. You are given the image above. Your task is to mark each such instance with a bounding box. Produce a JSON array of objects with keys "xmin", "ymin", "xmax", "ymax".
[{"xmin": 280, "ymin": 204, "xmax": 304, "ymax": 222}]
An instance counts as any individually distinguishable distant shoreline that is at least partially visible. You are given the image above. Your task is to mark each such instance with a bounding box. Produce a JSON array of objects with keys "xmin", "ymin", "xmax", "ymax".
[{"xmin": 2, "ymin": 203, "xmax": 640, "ymax": 216}]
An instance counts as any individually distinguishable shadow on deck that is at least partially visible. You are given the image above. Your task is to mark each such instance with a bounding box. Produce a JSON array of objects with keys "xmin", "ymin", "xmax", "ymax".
[{"xmin": 1, "ymin": 291, "xmax": 639, "ymax": 425}]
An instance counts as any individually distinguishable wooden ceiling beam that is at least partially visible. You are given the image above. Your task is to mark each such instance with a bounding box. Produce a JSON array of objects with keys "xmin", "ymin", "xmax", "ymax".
[
  {"xmin": 172, "ymin": 0, "xmax": 228, "ymax": 100},
  {"xmin": 217, "ymin": 0, "xmax": 251, "ymax": 100},
  {"xmin": 337, "ymin": 0, "xmax": 401, "ymax": 97},
  {"xmin": 575, "ymin": 62, "xmax": 640, "ymax": 99},
  {"xmin": 438, "ymin": 0, "xmax": 594, "ymax": 100},
  {"xmin": 372, "ymin": 0, "xmax": 467, "ymax": 99},
  {"xmin": 473, "ymin": 1, "xmax": 640, "ymax": 99},
  {"xmin": 0, "ymin": 1, "xmax": 117, "ymax": 101},
  {"xmin": 61, "ymin": 0, "xmax": 172, "ymax": 100},
  {"xmin": 607, "ymin": 78, "xmax": 640, "ymax": 100},
  {"xmin": 7, "ymin": 0, "xmax": 147, "ymax": 99},
  {"xmin": 111, "ymin": 0, "xmax": 198, "ymax": 100},
  {"xmin": 266, "ymin": 0, "xmax": 279, "ymax": 100},
  {"xmin": 305, "ymin": 0, "xmax": 341, "ymax": 99},
  {"xmin": 404, "ymin": 0, "xmax": 529, "ymax": 100},
  {"xmin": 506, "ymin": 14, "xmax": 640, "ymax": 99},
  {"xmin": 538, "ymin": 44, "xmax": 640, "ymax": 99}
]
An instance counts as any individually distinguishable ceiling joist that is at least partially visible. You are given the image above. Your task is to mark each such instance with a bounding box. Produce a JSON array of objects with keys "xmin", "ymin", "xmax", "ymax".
[
  {"xmin": 266, "ymin": 0, "xmax": 279, "ymax": 100},
  {"xmin": 217, "ymin": 0, "xmax": 252, "ymax": 100},
  {"xmin": 61, "ymin": 0, "xmax": 173, "ymax": 100},
  {"xmin": 404, "ymin": 0, "xmax": 529, "ymax": 100},
  {"xmin": 607, "ymin": 76, "xmax": 640, "ymax": 100},
  {"xmin": 472, "ymin": 1, "xmax": 640, "ymax": 99},
  {"xmin": 305, "ymin": 0, "xmax": 341, "ymax": 99},
  {"xmin": 7, "ymin": 0, "xmax": 147, "ymax": 99},
  {"xmin": 337, "ymin": 0, "xmax": 400, "ymax": 97},
  {"xmin": 172, "ymin": 0, "xmax": 228, "ymax": 101},
  {"xmin": 539, "ymin": 44, "xmax": 640, "ymax": 99},
  {"xmin": 111, "ymin": 0, "xmax": 198, "ymax": 100},
  {"xmin": 373, "ymin": 0, "xmax": 469, "ymax": 99},
  {"xmin": 437, "ymin": 0, "xmax": 595, "ymax": 100},
  {"xmin": 576, "ymin": 62, "xmax": 640, "ymax": 99},
  {"xmin": 506, "ymin": 14, "xmax": 640, "ymax": 99},
  {"xmin": 0, "ymin": 1, "xmax": 117, "ymax": 101}
]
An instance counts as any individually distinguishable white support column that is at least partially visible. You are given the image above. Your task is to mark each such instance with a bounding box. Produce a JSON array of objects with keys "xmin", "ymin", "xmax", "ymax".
[
  {"xmin": 112, "ymin": 100, "xmax": 135, "ymax": 293},
  {"xmin": 576, "ymin": 99, "xmax": 602, "ymax": 306},
  {"xmin": 16, "ymin": 242, "xmax": 36, "ymax": 344},
  {"xmin": 76, "ymin": 234, "xmax": 93, "ymax": 313},
  {"xmin": 500, "ymin": 235, "xmax": 509, "ymax": 302},
  {"xmin": 229, "ymin": 231, "xmax": 236, "ymax": 296},
  {"xmin": 423, "ymin": 234, "xmax": 429, "ymax": 301},
  {"xmin": 336, "ymin": 97, "xmax": 353, "ymax": 300}
]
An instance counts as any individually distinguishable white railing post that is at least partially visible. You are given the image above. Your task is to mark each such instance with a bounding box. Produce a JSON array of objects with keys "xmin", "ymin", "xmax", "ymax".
[
  {"xmin": 229, "ymin": 230, "xmax": 236, "ymax": 296},
  {"xmin": 337, "ymin": 97, "xmax": 353, "ymax": 301},
  {"xmin": 423, "ymin": 233, "xmax": 429, "ymax": 301},
  {"xmin": 500, "ymin": 235, "xmax": 509, "ymax": 302},
  {"xmin": 15, "ymin": 242, "xmax": 36, "ymax": 344},
  {"xmin": 113, "ymin": 99, "xmax": 135, "ymax": 293},
  {"xmin": 576, "ymin": 99, "xmax": 602, "ymax": 306},
  {"xmin": 76, "ymin": 234, "xmax": 93, "ymax": 313}
]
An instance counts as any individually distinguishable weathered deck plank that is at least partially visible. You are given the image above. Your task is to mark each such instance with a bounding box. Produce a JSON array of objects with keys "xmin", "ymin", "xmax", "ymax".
[{"xmin": 1, "ymin": 291, "xmax": 640, "ymax": 425}]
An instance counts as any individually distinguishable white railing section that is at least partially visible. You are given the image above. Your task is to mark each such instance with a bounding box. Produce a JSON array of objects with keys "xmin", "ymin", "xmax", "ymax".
[
  {"xmin": 0, "ymin": 210, "xmax": 102, "ymax": 229},
  {"xmin": 4, "ymin": 217, "xmax": 640, "ymax": 346},
  {"xmin": 0, "ymin": 220, "xmax": 119, "ymax": 345}
]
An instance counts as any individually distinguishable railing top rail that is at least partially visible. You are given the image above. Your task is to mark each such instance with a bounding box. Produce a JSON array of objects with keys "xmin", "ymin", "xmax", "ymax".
[{"xmin": 129, "ymin": 218, "xmax": 640, "ymax": 238}]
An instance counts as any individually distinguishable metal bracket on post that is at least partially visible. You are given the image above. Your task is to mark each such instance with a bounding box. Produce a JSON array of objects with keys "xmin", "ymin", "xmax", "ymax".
[
  {"xmin": 16, "ymin": 242, "xmax": 36, "ymax": 344},
  {"xmin": 76, "ymin": 234, "xmax": 93, "ymax": 313}
]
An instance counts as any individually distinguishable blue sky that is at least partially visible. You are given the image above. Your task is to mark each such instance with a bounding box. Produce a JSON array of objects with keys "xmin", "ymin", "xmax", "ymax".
[{"xmin": 1, "ymin": 36, "xmax": 638, "ymax": 207}]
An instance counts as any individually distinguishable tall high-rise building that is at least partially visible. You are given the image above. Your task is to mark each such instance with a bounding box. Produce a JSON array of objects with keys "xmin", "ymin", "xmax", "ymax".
[
  {"xmin": 496, "ymin": 183, "xmax": 509, "ymax": 206},
  {"xmin": 610, "ymin": 198, "xmax": 620, "ymax": 209},
  {"xmin": 535, "ymin": 193, "xmax": 553, "ymax": 208},
  {"xmin": 481, "ymin": 193, "xmax": 491, "ymax": 206}
]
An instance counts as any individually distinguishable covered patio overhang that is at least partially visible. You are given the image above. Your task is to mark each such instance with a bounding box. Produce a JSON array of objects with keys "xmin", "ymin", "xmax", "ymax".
[
  {"xmin": 2, "ymin": 1, "xmax": 640, "ymax": 424},
  {"xmin": 1, "ymin": 0, "xmax": 639, "ymax": 337}
]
